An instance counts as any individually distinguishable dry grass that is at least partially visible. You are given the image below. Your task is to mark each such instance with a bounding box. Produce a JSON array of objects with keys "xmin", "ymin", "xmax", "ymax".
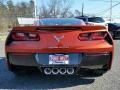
[{"xmin": 0, "ymin": 35, "xmax": 7, "ymax": 41}]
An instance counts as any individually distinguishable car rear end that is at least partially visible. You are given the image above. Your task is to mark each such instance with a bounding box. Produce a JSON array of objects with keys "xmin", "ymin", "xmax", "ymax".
[
  {"xmin": 108, "ymin": 23, "xmax": 120, "ymax": 39},
  {"xmin": 5, "ymin": 25, "xmax": 114, "ymax": 75}
]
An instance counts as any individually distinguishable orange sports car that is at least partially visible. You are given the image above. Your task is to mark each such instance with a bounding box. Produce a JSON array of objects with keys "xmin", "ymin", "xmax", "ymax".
[{"xmin": 5, "ymin": 18, "xmax": 114, "ymax": 75}]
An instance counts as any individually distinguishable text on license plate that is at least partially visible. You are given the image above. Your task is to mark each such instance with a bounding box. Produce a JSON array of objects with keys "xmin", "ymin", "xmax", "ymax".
[{"xmin": 49, "ymin": 54, "xmax": 69, "ymax": 64}]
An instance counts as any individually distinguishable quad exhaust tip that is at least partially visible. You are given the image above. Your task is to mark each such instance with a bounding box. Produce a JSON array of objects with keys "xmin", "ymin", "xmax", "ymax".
[
  {"xmin": 66, "ymin": 68, "xmax": 74, "ymax": 75},
  {"xmin": 44, "ymin": 68, "xmax": 51, "ymax": 75},
  {"xmin": 51, "ymin": 68, "xmax": 59, "ymax": 75},
  {"xmin": 59, "ymin": 68, "xmax": 66, "ymax": 75},
  {"xmin": 44, "ymin": 68, "xmax": 75, "ymax": 75}
]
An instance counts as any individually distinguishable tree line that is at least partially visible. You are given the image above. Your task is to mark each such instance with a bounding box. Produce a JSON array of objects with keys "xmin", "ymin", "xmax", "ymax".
[
  {"xmin": 0, "ymin": 0, "xmax": 35, "ymax": 31},
  {"xmin": 0, "ymin": 0, "xmax": 85, "ymax": 32}
]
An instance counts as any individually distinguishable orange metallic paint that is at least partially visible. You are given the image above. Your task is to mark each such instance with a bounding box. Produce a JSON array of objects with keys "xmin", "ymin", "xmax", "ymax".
[
  {"xmin": 6, "ymin": 25, "xmax": 114, "ymax": 53},
  {"xmin": 5, "ymin": 25, "xmax": 114, "ymax": 69}
]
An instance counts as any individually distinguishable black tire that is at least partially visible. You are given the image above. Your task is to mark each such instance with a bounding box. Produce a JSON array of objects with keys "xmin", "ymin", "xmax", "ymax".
[
  {"xmin": 7, "ymin": 62, "xmax": 27, "ymax": 75},
  {"xmin": 7, "ymin": 61, "xmax": 40, "ymax": 75},
  {"xmin": 8, "ymin": 63, "xmax": 19, "ymax": 74}
]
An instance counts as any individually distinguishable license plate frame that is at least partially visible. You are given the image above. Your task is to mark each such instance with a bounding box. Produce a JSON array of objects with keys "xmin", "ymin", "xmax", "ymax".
[{"xmin": 49, "ymin": 54, "xmax": 69, "ymax": 65}]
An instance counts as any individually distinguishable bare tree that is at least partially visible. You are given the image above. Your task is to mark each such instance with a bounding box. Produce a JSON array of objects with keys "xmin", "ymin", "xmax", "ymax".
[
  {"xmin": 0, "ymin": 0, "xmax": 35, "ymax": 32},
  {"xmin": 74, "ymin": 10, "xmax": 82, "ymax": 17},
  {"xmin": 39, "ymin": 0, "xmax": 73, "ymax": 18}
]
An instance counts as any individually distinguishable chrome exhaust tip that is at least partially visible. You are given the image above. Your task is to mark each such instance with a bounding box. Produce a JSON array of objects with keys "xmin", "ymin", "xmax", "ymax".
[
  {"xmin": 51, "ymin": 68, "xmax": 59, "ymax": 75},
  {"xmin": 67, "ymin": 68, "xmax": 74, "ymax": 75},
  {"xmin": 59, "ymin": 68, "xmax": 66, "ymax": 75},
  {"xmin": 44, "ymin": 68, "xmax": 51, "ymax": 75}
]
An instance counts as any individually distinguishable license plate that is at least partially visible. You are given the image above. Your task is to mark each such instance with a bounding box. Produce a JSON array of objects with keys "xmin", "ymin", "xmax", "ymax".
[{"xmin": 49, "ymin": 54, "xmax": 69, "ymax": 64}]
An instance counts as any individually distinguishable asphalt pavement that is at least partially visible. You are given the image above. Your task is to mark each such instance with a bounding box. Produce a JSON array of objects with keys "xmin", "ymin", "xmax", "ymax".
[{"xmin": 0, "ymin": 41, "xmax": 120, "ymax": 90}]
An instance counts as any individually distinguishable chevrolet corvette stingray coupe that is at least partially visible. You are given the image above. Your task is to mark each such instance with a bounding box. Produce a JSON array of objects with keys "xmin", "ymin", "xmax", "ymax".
[{"xmin": 5, "ymin": 18, "xmax": 114, "ymax": 75}]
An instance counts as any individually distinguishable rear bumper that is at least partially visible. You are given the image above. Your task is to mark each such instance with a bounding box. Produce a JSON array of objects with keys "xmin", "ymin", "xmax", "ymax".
[{"xmin": 7, "ymin": 52, "xmax": 112, "ymax": 69}]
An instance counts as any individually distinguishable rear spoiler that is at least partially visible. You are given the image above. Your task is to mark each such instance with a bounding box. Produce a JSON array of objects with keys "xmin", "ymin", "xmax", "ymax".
[{"xmin": 12, "ymin": 25, "xmax": 107, "ymax": 32}]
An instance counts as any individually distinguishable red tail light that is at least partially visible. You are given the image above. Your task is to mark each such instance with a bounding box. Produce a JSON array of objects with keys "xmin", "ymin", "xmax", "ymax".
[
  {"xmin": 11, "ymin": 32, "xmax": 40, "ymax": 41},
  {"xmin": 79, "ymin": 32, "xmax": 107, "ymax": 41}
]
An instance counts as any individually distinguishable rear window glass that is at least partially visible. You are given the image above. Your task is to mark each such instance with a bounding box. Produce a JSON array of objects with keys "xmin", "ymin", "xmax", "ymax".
[
  {"xmin": 88, "ymin": 17, "xmax": 105, "ymax": 23},
  {"xmin": 37, "ymin": 18, "xmax": 85, "ymax": 26},
  {"xmin": 78, "ymin": 18, "xmax": 87, "ymax": 22}
]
